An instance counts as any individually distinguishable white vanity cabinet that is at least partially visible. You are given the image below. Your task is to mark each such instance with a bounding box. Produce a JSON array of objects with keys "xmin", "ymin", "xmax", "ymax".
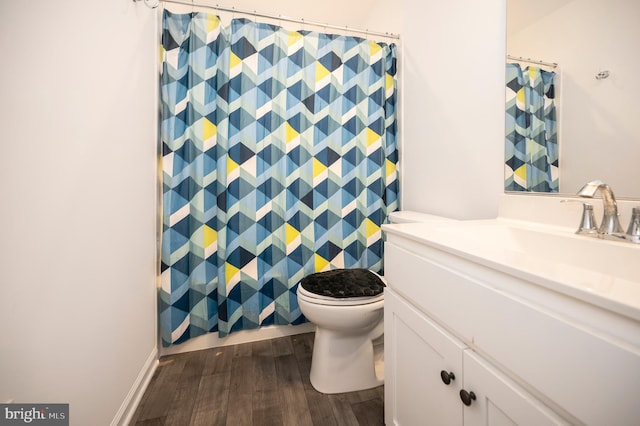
[
  {"xmin": 384, "ymin": 288, "xmax": 465, "ymax": 425},
  {"xmin": 382, "ymin": 225, "xmax": 640, "ymax": 426},
  {"xmin": 385, "ymin": 289, "xmax": 567, "ymax": 426}
]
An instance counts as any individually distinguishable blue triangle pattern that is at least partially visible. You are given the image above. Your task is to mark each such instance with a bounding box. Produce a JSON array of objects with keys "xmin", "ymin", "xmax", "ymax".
[
  {"xmin": 505, "ymin": 63, "xmax": 558, "ymax": 192},
  {"xmin": 160, "ymin": 12, "xmax": 399, "ymax": 346}
]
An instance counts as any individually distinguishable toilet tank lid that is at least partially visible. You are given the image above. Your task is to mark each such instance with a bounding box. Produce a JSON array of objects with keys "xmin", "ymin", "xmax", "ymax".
[{"xmin": 387, "ymin": 210, "xmax": 454, "ymax": 224}]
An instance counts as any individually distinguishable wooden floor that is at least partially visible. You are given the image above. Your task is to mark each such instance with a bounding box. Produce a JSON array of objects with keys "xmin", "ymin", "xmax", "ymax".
[{"xmin": 130, "ymin": 332, "xmax": 384, "ymax": 426}]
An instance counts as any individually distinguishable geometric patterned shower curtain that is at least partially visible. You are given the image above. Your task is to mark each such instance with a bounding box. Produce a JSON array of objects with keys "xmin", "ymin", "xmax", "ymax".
[
  {"xmin": 159, "ymin": 10, "xmax": 399, "ymax": 345},
  {"xmin": 505, "ymin": 63, "xmax": 558, "ymax": 192}
]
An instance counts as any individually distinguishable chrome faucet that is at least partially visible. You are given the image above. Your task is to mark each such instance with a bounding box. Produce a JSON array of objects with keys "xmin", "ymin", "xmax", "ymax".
[{"xmin": 576, "ymin": 180, "xmax": 626, "ymax": 240}]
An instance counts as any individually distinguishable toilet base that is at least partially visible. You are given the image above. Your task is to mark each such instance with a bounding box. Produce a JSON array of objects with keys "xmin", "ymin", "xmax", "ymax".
[{"xmin": 309, "ymin": 327, "xmax": 384, "ymax": 394}]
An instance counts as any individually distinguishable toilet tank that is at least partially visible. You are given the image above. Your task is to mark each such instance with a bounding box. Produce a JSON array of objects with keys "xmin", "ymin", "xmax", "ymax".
[{"xmin": 387, "ymin": 211, "xmax": 454, "ymax": 224}]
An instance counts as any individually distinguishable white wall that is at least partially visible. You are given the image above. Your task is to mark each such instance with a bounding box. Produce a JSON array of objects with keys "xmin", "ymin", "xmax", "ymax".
[
  {"xmin": 206, "ymin": 0, "xmax": 401, "ymax": 33},
  {"xmin": 400, "ymin": 0, "xmax": 506, "ymax": 219},
  {"xmin": 0, "ymin": 1, "xmax": 158, "ymax": 424},
  {"xmin": 507, "ymin": 0, "xmax": 640, "ymax": 197},
  {"xmin": 165, "ymin": 0, "xmax": 402, "ymax": 39}
]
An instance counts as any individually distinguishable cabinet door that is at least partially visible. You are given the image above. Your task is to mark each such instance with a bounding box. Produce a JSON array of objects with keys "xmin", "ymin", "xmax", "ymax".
[
  {"xmin": 461, "ymin": 349, "xmax": 570, "ymax": 426},
  {"xmin": 385, "ymin": 289, "xmax": 466, "ymax": 426}
]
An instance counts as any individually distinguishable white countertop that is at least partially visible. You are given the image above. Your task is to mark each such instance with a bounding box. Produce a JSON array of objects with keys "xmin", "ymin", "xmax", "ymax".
[{"xmin": 383, "ymin": 218, "xmax": 640, "ymax": 322}]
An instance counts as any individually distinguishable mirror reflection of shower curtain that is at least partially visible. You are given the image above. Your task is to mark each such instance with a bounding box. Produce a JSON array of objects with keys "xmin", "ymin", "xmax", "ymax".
[{"xmin": 505, "ymin": 63, "xmax": 558, "ymax": 192}]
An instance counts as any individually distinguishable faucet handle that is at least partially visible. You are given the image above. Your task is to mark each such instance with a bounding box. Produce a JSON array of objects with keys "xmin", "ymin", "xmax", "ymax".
[
  {"xmin": 561, "ymin": 200, "xmax": 598, "ymax": 235},
  {"xmin": 626, "ymin": 207, "xmax": 640, "ymax": 244},
  {"xmin": 576, "ymin": 203, "xmax": 599, "ymax": 235}
]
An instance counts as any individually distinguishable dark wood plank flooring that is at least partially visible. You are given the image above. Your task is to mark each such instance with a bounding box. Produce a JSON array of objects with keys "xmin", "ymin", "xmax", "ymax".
[{"xmin": 130, "ymin": 332, "xmax": 384, "ymax": 425}]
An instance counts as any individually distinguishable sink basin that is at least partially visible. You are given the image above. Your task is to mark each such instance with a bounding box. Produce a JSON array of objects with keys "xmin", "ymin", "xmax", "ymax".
[
  {"xmin": 433, "ymin": 220, "xmax": 635, "ymax": 279},
  {"xmin": 382, "ymin": 219, "xmax": 640, "ymax": 319}
]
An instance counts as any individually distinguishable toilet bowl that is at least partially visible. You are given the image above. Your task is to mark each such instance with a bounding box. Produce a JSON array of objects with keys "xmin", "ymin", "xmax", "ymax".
[
  {"xmin": 297, "ymin": 283, "xmax": 385, "ymax": 394},
  {"xmin": 298, "ymin": 211, "xmax": 454, "ymax": 394}
]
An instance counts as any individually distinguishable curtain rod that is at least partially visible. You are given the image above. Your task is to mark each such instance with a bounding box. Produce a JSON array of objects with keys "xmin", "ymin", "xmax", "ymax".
[
  {"xmin": 507, "ymin": 55, "xmax": 557, "ymax": 68},
  {"xmin": 137, "ymin": 0, "xmax": 399, "ymax": 40}
]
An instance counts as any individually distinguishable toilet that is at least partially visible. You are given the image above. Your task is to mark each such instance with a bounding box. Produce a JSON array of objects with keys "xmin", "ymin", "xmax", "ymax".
[
  {"xmin": 297, "ymin": 211, "xmax": 453, "ymax": 394},
  {"xmin": 297, "ymin": 269, "xmax": 386, "ymax": 394}
]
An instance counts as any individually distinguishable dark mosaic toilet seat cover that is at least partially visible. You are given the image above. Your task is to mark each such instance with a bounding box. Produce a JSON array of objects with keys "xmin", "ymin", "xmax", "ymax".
[{"xmin": 300, "ymin": 268, "xmax": 385, "ymax": 298}]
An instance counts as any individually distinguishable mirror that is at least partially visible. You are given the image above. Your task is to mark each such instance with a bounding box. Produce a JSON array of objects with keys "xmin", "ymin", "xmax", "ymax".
[{"xmin": 506, "ymin": 0, "xmax": 640, "ymax": 198}]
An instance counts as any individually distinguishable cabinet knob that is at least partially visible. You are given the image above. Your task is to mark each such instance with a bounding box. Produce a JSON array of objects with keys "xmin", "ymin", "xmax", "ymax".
[
  {"xmin": 440, "ymin": 370, "xmax": 455, "ymax": 385},
  {"xmin": 459, "ymin": 389, "xmax": 476, "ymax": 406}
]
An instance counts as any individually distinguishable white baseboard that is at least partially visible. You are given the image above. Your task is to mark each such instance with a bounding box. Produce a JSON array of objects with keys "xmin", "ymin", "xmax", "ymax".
[
  {"xmin": 111, "ymin": 347, "xmax": 159, "ymax": 426},
  {"xmin": 161, "ymin": 322, "xmax": 317, "ymax": 356}
]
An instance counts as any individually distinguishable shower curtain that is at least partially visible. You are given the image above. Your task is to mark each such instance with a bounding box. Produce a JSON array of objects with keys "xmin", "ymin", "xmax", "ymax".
[
  {"xmin": 159, "ymin": 11, "xmax": 398, "ymax": 345},
  {"xmin": 505, "ymin": 63, "xmax": 558, "ymax": 192}
]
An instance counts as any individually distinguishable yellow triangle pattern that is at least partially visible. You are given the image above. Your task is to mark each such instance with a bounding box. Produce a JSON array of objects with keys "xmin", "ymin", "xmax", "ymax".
[
  {"xmin": 230, "ymin": 51, "xmax": 242, "ymax": 69},
  {"xmin": 286, "ymin": 122, "xmax": 299, "ymax": 143},
  {"xmin": 514, "ymin": 164, "xmax": 527, "ymax": 180},
  {"xmin": 203, "ymin": 118, "xmax": 217, "ymax": 140},
  {"xmin": 207, "ymin": 15, "xmax": 219, "ymax": 32},
  {"xmin": 370, "ymin": 42, "xmax": 382, "ymax": 56},
  {"xmin": 366, "ymin": 128, "xmax": 381, "ymax": 146},
  {"xmin": 285, "ymin": 223, "xmax": 300, "ymax": 245},
  {"xmin": 386, "ymin": 73, "xmax": 393, "ymax": 91},
  {"xmin": 227, "ymin": 157, "xmax": 240, "ymax": 174},
  {"xmin": 225, "ymin": 262, "xmax": 240, "ymax": 284},
  {"xmin": 316, "ymin": 62, "xmax": 330, "ymax": 82},
  {"xmin": 314, "ymin": 254, "xmax": 330, "ymax": 272},
  {"xmin": 365, "ymin": 218, "xmax": 380, "ymax": 238},
  {"xmin": 386, "ymin": 158, "xmax": 396, "ymax": 178},
  {"xmin": 159, "ymin": 44, "xmax": 165, "ymax": 63},
  {"xmin": 516, "ymin": 88, "xmax": 525, "ymax": 104},
  {"xmin": 203, "ymin": 225, "xmax": 217, "ymax": 247},
  {"xmin": 288, "ymin": 31, "xmax": 303, "ymax": 46},
  {"xmin": 313, "ymin": 158, "xmax": 327, "ymax": 178}
]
